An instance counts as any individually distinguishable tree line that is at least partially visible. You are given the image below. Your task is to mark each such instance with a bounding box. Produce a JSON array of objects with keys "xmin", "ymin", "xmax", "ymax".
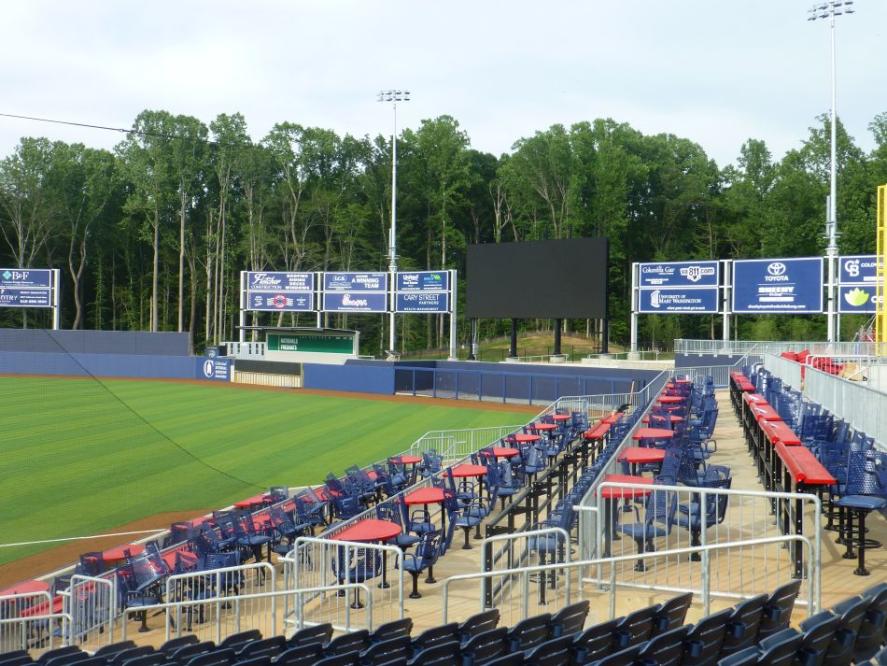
[{"xmin": 1, "ymin": 109, "xmax": 886, "ymax": 353}]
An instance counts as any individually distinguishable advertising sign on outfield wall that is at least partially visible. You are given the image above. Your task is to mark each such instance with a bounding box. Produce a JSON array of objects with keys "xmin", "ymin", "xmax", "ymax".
[
  {"xmin": 637, "ymin": 288, "xmax": 719, "ymax": 314},
  {"xmin": 732, "ymin": 257, "xmax": 823, "ymax": 314},
  {"xmin": 838, "ymin": 255, "xmax": 882, "ymax": 314},
  {"xmin": 245, "ymin": 271, "xmax": 315, "ymax": 312},
  {"xmin": 638, "ymin": 260, "xmax": 720, "ymax": 288}
]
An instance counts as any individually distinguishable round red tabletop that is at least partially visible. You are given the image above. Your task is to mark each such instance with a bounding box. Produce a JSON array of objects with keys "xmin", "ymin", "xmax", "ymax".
[
  {"xmin": 404, "ymin": 487, "xmax": 447, "ymax": 505},
  {"xmin": 492, "ymin": 447, "xmax": 521, "ymax": 458},
  {"xmin": 600, "ymin": 474, "xmax": 653, "ymax": 499},
  {"xmin": 618, "ymin": 447, "xmax": 667, "ymax": 464},
  {"xmin": 103, "ymin": 543, "xmax": 145, "ymax": 562},
  {"xmin": 657, "ymin": 395, "xmax": 685, "ymax": 404},
  {"xmin": 533, "ymin": 423, "xmax": 558, "ymax": 431},
  {"xmin": 0, "ymin": 579, "xmax": 50, "ymax": 596},
  {"xmin": 514, "ymin": 434, "xmax": 541, "ymax": 443},
  {"xmin": 641, "ymin": 415, "xmax": 684, "ymax": 424},
  {"xmin": 552, "ymin": 414, "xmax": 571, "ymax": 421},
  {"xmin": 332, "ymin": 519, "xmax": 402, "ymax": 543},
  {"xmin": 632, "ymin": 428, "xmax": 674, "ymax": 440},
  {"xmin": 234, "ymin": 494, "xmax": 266, "ymax": 509},
  {"xmin": 451, "ymin": 464, "xmax": 488, "ymax": 478},
  {"xmin": 390, "ymin": 454, "xmax": 422, "ymax": 465}
]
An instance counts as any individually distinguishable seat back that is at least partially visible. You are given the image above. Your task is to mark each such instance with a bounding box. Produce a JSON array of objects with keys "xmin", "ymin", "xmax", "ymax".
[
  {"xmin": 572, "ymin": 619, "xmax": 618, "ymax": 664},
  {"xmin": 219, "ymin": 629, "xmax": 262, "ymax": 651},
  {"xmin": 507, "ymin": 612, "xmax": 552, "ymax": 651},
  {"xmin": 683, "ymin": 608, "xmax": 731, "ymax": 663},
  {"xmin": 652, "ymin": 592, "xmax": 693, "ymax": 636},
  {"xmin": 797, "ymin": 611, "xmax": 841, "ymax": 666},
  {"xmin": 184, "ymin": 650, "xmax": 236, "ymax": 666},
  {"xmin": 359, "ymin": 636, "xmax": 410, "ymax": 665},
  {"xmin": 855, "ymin": 583, "xmax": 887, "ymax": 661},
  {"xmin": 637, "ymin": 625, "xmax": 690, "ymax": 666},
  {"xmin": 720, "ymin": 594, "xmax": 768, "ymax": 655},
  {"xmin": 614, "ymin": 604, "xmax": 658, "ymax": 648},
  {"xmin": 757, "ymin": 628, "xmax": 804, "ymax": 666},
  {"xmin": 524, "ymin": 635, "xmax": 573, "ymax": 666},
  {"xmin": 273, "ymin": 645, "xmax": 323, "ymax": 666},
  {"xmin": 94, "ymin": 641, "xmax": 136, "ymax": 658},
  {"xmin": 159, "ymin": 635, "xmax": 198, "ymax": 655},
  {"xmin": 108, "ymin": 647, "xmax": 153, "ymax": 666},
  {"xmin": 407, "ymin": 641, "xmax": 461, "ymax": 665},
  {"xmin": 325, "ymin": 630, "xmax": 370, "ymax": 655},
  {"xmin": 121, "ymin": 655, "xmax": 168, "ymax": 666},
  {"xmin": 824, "ymin": 596, "xmax": 870, "ymax": 664},
  {"xmin": 237, "ymin": 636, "xmax": 285, "ymax": 660},
  {"xmin": 370, "ymin": 618, "xmax": 413, "ymax": 643},
  {"xmin": 550, "ymin": 600, "xmax": 590, "ymax": 637},
  {"xmin": 459, "ymin": 608, "xmax": 500, "ymax": 643},
  {"xmin": 412, "ymin": 623, "xmax": 460, "ymax": 652},
  {"xmin": 461, "ymin": 627, "xmax": 508, "ymax": 664},
  {"xmin": 595, "ymin": 644, "xmax": 642, "ymax": 666},
  {"xmin": 758, "ymin": 579, "xmax": 802, "ymax": 640},
  {"xmin": 288, "ymin": 623, "xmax": 333, "ymax": 649}
]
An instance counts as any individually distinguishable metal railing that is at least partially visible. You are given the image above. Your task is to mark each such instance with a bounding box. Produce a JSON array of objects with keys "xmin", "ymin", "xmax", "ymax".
[
  {"xmin": 283, "ymin": 537, "xmax": 404, "ymax": 634},
  {"xmin": 804, "ymin": 365, "xmax": 887, "ymax": 449},
  {"xmin": 762, "ymin": 353, "xmax": 804, "ymax": 390},
  {"xmin": 676, "ymin": 339, "xmax": 887, "ymax": 357},
  {"xmin": 410, "ymin": 425, "xmax": 524, "ymax": 463},
  {"xmin": 442, "ymin": 534, "xmax": 815, "ymax": 626}
]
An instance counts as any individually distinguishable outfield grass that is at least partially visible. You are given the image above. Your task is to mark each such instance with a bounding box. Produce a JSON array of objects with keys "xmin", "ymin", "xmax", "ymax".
[{"xmin": 0, "ymin": 377, "xmax": 525, "ymax": 565}]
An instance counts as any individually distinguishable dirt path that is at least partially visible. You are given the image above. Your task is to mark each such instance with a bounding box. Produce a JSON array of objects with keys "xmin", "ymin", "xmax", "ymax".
[{"xmin": 0, "ymin": 510, "xmax": 215, "ymax": 588}]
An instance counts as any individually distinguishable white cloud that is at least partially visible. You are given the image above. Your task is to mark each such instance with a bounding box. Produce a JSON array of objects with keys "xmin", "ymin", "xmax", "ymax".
[{"xmin": 0, "ymin": 0, "xmax": 884, "ymax": 166}]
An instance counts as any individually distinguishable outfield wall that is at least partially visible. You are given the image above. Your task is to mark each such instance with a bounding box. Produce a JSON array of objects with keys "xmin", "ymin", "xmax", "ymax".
[
  {"xmin": 0, "ymin": 329, "xmax": 191, "ymax": 355},
  {"xmin": 0, "ymin": 351, "xmax": 209, "ymax": 380}
]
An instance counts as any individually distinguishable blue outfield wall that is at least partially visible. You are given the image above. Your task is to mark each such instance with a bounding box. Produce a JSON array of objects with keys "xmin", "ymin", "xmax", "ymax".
[
  {"xmin": 0, "ymin": 350, "xmax": 212, "ymax": 380},
  {"xmin": 302, "ymin": 359, "xmax": 661, "ymax": 403}
]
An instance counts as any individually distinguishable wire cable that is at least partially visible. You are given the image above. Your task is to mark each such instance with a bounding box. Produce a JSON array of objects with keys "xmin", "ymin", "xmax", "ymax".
[{"xmin": 41, "ymin": 329, "xmax": 266, "ymax": 491}]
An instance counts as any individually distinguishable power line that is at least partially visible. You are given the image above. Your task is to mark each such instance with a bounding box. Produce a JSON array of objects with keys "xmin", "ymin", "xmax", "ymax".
[{"xmin": 0, "ymin": 111, "xmax": 222, "ymax": 147}]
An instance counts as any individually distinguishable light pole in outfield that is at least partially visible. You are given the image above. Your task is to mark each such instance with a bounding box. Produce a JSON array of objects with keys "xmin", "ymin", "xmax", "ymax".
[
  {"xmin": 377, "ymin": 89, "xmax": 410, "ymax": 355},
  {"xmin": 808, "ymin": 1, "xmax": 854, "ymax": 342}
]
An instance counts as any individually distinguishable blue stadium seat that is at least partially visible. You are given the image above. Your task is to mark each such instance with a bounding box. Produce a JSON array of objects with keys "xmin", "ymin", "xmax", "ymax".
[
  {"xmin": 757, "ymin": 579, "xmax": 802, "ymax": 640},
  {"xmin": 683, "ymin": 608, "xmax": 732, "ymax": 665},
  {"xmin": 651, "ymin": 592, "xmax": 693, "ymax": 636},
  {"xmin": 855, "ymin": 583, "xmax": 887, "ymax": 662},
  {"xmin": 636, "ymin": 624, "xmax": 690, "ymax": 666},
  {"xmin": 719, "ymin": 594, "xmax": 767, "ymax": 656},
  {"xmin": 506, "ymin": 613, "xmax": 552, "ymax": 652},
  {"xmin": 550, "ymin": 600, "xmax": 590, "ymax": 637},
  {"xmin": 460, "ymin": 627, "xmax": 509, "ymax": 666},
  {"xmin": 756, "ymin": 628, "xmax": 803, "ymax": 665},
  {"xmin": 287, "ymin": 623, "xmax": 333, "ymax": 649},
  {"xmin": 796, "ymin": 611, "xmax": 840, "ymax": 666}
]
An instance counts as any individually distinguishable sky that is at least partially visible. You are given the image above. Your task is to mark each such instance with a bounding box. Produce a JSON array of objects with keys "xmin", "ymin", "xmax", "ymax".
[{"xmin": 0, "ymin": 0, "xmax": 885, "ymax": 168}]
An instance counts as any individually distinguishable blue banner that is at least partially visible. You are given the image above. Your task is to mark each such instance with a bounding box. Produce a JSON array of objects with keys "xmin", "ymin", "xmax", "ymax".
[
  {"xmin": 638, "ymin": 261, "xmax": 719, "ymax": 288},
  {"xmin": 838, "ymin": 285, "xmax": 881, "ymax": 314},
  {"xmin": 248, "ymin": 292, "xmax": 314, "ymax": 312},
  {"xmin": 323, "ymin": 292, "xmax": 388, "ymax": 313},
  {"xmin": 0, "ymin": 268, "xmax": 52, "ymax": 288},
  {"xmin": 0, "ymin": 288, "xmax": 52, "ymax": 308},
  {"xmin": 197, "ymin": 357, "xmax": 231, "ymax": 381},
  {"xmin": 395, "ymin": 292, "xmax": 450, "ymax": 313},
  {"xmin": 732, "ymin": 257, "xmax": 823, "ymax": 313},
  {"xmin": 323, "ymin": 272, "xmax": 388, "ymax": 292},
  {"xmin": 245, "ymin": 271, "xmax": 315, "ymax": 312},
  {"xmin": 839, "ymin": 255, "xmax": 880, "ymax": 285},
  {"xmin": 637, "ymin": 288, "xmax": 719, "ymax": 313},
  {"xmin": 396, "ymin": 271, "xmax": 449, "ymax": 292}
]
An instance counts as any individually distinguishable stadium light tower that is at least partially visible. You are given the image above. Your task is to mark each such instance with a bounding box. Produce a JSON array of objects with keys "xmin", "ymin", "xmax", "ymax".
[
  {"xmin": 809, "ymin": 1, "xmax": 854, "ymax": 343},
  {"xmin": 377, "ymin": 89, "xmax": 410, "ymax": 355}
]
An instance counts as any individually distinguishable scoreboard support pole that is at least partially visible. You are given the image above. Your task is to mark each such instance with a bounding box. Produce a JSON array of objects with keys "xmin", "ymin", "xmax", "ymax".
[
  {"xmin": 51, "ymin": 269, "xmax": 60, "ymax": 330},
  {"xmin": 448, "ymin": 269, "xmax": 458, "ymax": 360},
  {"xmin": 238, "ymin": 271, "xmax": 246, "ymax": 343},
  {"xmin": 629, "ymin": 263, "xmax": 639, "ymax": 354}
]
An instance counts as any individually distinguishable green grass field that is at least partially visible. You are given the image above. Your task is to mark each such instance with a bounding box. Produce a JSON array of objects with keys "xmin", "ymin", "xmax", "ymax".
[{"xmin": 0, "ymin": 377, "xmax": 525, "ymax": 565}]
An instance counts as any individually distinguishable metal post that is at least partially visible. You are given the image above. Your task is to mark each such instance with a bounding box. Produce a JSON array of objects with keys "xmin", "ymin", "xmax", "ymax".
[
  {"xmin": 52, "ymin": 268, "xmax": 60, "ymax": 330},
  {"xmin": 238, "ymin": 271, "xmax": 246, "ymax": 343},
  {"xmin": 449, "ymin": 269, "xmax": 458, "ymax": 360},
  {"xmin": 629, "ymin": 262, "xmax": 638, "ymax": 354},
  {"xmin": 809, "ymin": 1, "xmax": 854, "ymax": 342},
  {"xmin": 378, "ymin": 90, "xmax": 411, "ymax": 353},
  {"xmin": 722, "ymin": 260, "xmax": 731, "ymax": 344},
  {"xmin": 509, "ymin": 319, "xmax": 518, "ymax": 358}
]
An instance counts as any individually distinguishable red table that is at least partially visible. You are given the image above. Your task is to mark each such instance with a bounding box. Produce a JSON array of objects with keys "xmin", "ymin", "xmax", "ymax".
[
  {"xmin": 404, "ymin": 487, "xmax": 448, "ymax": 574},
  {"xmin": 0, "ymin": 579, "xmax": 50, "ymax": 597},
  {"xmin": 533, "ymin": 423, "xmax": 558, "ymax": 432},
  {"xmin": 751, "ymin": 405, "xmax": 781, "ymax": 422},
  {"xmin": 552, "ymin": 414, "xmax": 571, "ymax": 422},
  {"xmin": 331, "ymin": 519, "xmax": 402, "ymax": 589},
  {"xmin": 492, "ymin": 447, "xmax": 521, "ymax": 458},
  {"xmin": 619, "ymin": 448, "xmax": 666, "ymax": 464},
  {"xmin": 657, "ymin": 396, "xmax": 685, "ymax": 404},
  {"xmin": 583, "ymin": 423, "xmax": 611, "ymax": 440},
  {"xmin": 332, "ymin": 518, "xmax": 402, "ymax": 543},
  {"xmin": 451, "ymin": 464, "xmax": 488, "ymax": 478},
  {"xmin": 234, "ymin": 493, "xmax": 268, "ymax": 510},
  {"xmin": 102, "ymin": 543, "xmax": 145, "ymax": 563},
  {"xmin": 514, "ymin": 434, "xmax": 541, "ymax": 444},
  {"xmin": 618, "ymin": 447, "xmax": 666, "ymax": 477},
  {"xmin": 642, "ymin": 415, "xmax": 684, "ymax": 424},
  {"xmin": 601, "ymin": 414, "xmax": 621, "ymax": 425},
  {"xmin": 389, "ymin": 454, "xmax": 422, "ymax": 465},
  {"xmin": 600, "ymin": 474, "xmax": 654, "ymax": 557},
  {"xmin": 632, "ymin": 428, "xmax": 674, "ymax": 441}
]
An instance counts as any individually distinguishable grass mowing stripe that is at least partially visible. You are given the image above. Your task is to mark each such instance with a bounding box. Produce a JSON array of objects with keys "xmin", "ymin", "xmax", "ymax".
[{"xmin": 0, "ymin": 377, "xmax": 526, "ymax": 566}]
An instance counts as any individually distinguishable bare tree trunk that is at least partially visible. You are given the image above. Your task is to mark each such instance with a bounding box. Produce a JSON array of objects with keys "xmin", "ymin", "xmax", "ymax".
[
  {"xmin": 178, "ymin": 185, "xmax": 186, "ymax": 332},
  {"xmin": 151, "ymin": 210, "xmax": 160, "ymax": 331}
]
